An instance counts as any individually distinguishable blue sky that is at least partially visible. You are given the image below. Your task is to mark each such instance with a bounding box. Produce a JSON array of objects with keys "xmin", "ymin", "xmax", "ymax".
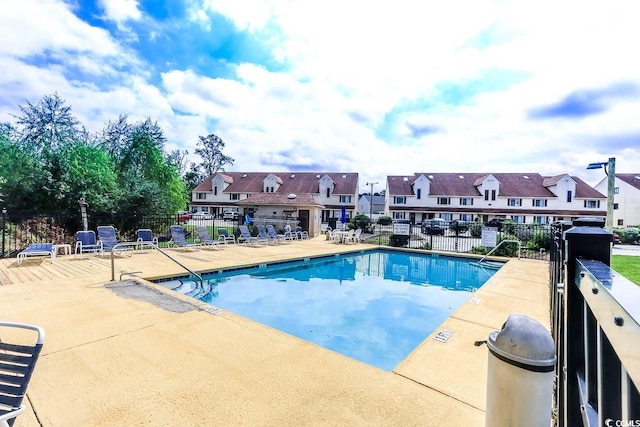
[{"xmin": 1, "ymin": 0, "xmax": 639, "ymax": 191}]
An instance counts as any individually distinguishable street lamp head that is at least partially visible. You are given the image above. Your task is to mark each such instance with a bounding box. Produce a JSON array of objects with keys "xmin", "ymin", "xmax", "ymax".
[{"xmin": 586, "ymin": 162, "xmax": 605, "ymax": 170}]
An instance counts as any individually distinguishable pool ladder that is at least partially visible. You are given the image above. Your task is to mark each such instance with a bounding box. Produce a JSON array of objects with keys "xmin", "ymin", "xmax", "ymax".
[
  {"xmin": 109, "ymin": 242, "xmax": 207, "ymax": 296},
  {"xmin": 477, "ymin": 239, "xmax": 521, "ymax": 265}
]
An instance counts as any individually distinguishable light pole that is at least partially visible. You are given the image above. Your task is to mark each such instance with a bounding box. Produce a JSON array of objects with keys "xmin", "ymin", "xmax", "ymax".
[
  {"xmin": 78, "ymin": 196, "xmax": 89, "ymax": 231},
  {"xmin": 586, "ymin": 157, "xmax": 615, "ymax": 231},
  {"xmin": 365, "ymin": 182, "xmax": 378, "ymax": 219}
]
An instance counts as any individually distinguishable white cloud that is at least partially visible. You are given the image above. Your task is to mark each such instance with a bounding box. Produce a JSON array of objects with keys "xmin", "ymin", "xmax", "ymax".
[
  {"xmin": 2, "ymin": 0, "xmax": 640, "ymax": 193},
  {"xmin": 98, "ymin": 0, "xmax": 143, "ymax": 25}
]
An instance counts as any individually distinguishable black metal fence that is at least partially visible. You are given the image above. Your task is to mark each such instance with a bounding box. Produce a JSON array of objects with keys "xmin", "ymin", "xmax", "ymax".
[
  {"xmin": 549, "ymin": 219, "xmax": 640, "ymax": 426},
  {"xmin": 361, "ymin": 221, "xmax": 551, "ymax": 260},
  {"xmin": 0, "ymin": 210, "xmax": 252, "ymax": 257},
  {"xmin": 1, "ymin": 210, "xmax": 553, "ymax": 260}
]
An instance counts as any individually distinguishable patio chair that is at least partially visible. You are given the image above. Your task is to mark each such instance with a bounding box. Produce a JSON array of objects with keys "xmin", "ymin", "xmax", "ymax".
[
  {"xmin": 341, "ymin": 229, "xmax": 356, "ymax": 244},
  {"xmin": 75, "ymin": 230, "xmax": 103, "ymax": 259},
  {"xmin": 16, "ymin": 243, "xmax": 55, "ymax": 266},
  {"xmin": 97, "ymin": 226, "xmax": 132, "ymax": 257},
  {"xmin": 0, "ymin": 321, "xmax": 44, "ymax": 427},
  {"xmin": 257, "ymin": 225, "xmax": 278, "ymax": 245},
  {"xmin": 266, "ymin": 224, "xmax": 289, "ymax": 244},
  {"xmin": 195, "ymin": 226, "xmax": 224, "ymax": 250},
  {"xmin": 283, "ymin": 223, "xmax": 295, "ymax": 240},
  {"xmin": 169, "ymin": 225, "xmax": 199, "ymax": 251},
  {"xmin": 295, "ymin": 226, "xmax": 309, "ymax": 240},
  {"xmin": 136, "ymin": 229, "xmax": 158, "ymax": 252},
  {"xmin": 238, "ymin": 225, "xmax": 267, "ymax": 246},
  {"xmin": 217, "ymin": 228, "xmax": 236, "ymax": 245},
  {"xmin": 343, "ymin": 229, "xmax": 361, "ymax": 244}
]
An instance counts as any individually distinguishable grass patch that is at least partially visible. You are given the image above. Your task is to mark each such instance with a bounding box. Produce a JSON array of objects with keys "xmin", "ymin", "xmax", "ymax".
[{"xmin": 612, "ymin": 255, "xmax": 640, "ymax": 286}]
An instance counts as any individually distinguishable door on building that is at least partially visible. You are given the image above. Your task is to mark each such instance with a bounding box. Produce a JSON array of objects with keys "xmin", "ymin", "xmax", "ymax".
[{"xmin": 298, "ymin": 209, "xmax": 310, "ymax": 231}]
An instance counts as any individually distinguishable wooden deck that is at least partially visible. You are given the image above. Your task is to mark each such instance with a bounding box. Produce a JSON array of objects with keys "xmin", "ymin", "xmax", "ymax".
[{"xmin": 0, "ymin": 236, "xmax": 364, "ymax": 286}]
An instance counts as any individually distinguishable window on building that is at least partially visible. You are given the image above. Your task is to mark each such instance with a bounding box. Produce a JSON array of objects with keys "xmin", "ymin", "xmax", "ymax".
[
  {"xmin": 567, "ymin": 191, "xmax": 572, "ymax": 202},
  {"xmin": 507, "ymin": 198, "xmax": 522, "ymax": 207},
  {"xmin": 196, "ymin": 193, "xmax": 206, "ymax": 200},
  {"xmin": 460, "ymin": 214, "xmax": 473, "ymax": 221},
  {"xmin": 326, "ymin": 188, "xmax": 331, "ymax": 198},
  {"xmin": 532, "ymin": 199, "xmax": 547, "ymax": 207},
  {"xmin": 437, "ymin": 197, "xmax": 450, "ymax": 205},
  {"xmin": 214, "ymin": 187, "xmax": 218, "ymax": 196},
  {"xmin": 491, "ymin": 190, "xmax": 496, "ymax": 201},
  {"xmin": 340, "ymin": 195, "xmax": 352, "ymax": 203},
  {"xmin": 394, "ymin": 196, "xmax": 406, "ymax": 204},
  {"xmin": 534, "ymin": 216, "xmax": 546, "ymax": 224},
  {"xmin": 417, "ymin": 188, "xmax": 421, "ymax": 199},
  {"xmin": 484, "ymin": 190, "xmax": 489, "ymax": 201},
  {"xmin": 512, "ymin": 215, "xmax": 523, "ymax": 223},
  {"xmin": 460, "ymin": 198, "xmax": 473, "ymax": 206},
  {"xmin": 614, "ymin": 203, "xmax": 619, "ymax": 210},
  {"xmin": 393, "ymin": 212, "xmax": 405, "ymax": 219},
  {"xmin": 584, "ymin": 200, "xmax": 600, "ymax": 208},
  {"xmin": 441, "ymin": 213, "xmax": 452, "ymax": 221},
  {"xmin": 231, "ymin": 193, "xmax": 240, "ymax": 200},
  {"xmin": 617, "ymin": 219, "xmax": 624, "ymax": 226},
  {"xmin": 614, "ymin": 187, "xmax": 619, "ymax": 194}
]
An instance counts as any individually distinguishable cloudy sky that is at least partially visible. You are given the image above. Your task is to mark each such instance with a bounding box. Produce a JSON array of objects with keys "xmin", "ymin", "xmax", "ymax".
[{"xmin": 1, "ymin": 0, "xmax": 638, "ymax": 192}]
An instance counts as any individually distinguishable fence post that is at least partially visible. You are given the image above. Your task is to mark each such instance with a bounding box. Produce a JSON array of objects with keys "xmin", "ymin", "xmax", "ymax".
[
  {"xmin": 561, "ymin": 217, "xmax": 612, "ymax": 427},
  {"xmin": 1, "ymin": 208, "xmax": 5, "ymax": 258}
]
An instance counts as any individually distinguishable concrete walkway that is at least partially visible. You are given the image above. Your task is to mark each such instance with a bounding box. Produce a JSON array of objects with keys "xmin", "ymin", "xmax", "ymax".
[{"xmin": 0, "ymin": 238, "xmax": 550, "ymax": 426}]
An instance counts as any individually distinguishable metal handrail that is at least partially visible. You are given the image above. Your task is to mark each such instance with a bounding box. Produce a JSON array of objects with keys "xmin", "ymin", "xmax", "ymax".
[
  {"xmin": 477, "ymin": 239, "xmax": 521, "ymax": 264},
  {"xmin": 109, "ymin": 241, "xmax": 203, "ymax": 289}
]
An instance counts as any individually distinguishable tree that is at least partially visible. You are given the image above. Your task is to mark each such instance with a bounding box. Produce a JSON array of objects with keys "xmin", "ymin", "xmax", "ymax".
[
  {"xmin": 99, "ymin": 116, "xmax": 188, "ymax": 213},
  {"xmin": 183, "ymin": 162, "xmax": 206, "ymax": 191},
  {"xmin": 195, "ymin": 134, "xmax": 234, "ymax": 176},
  {"xmin": 14, "ymin": 92, "xmax": 85, "ymax": 157}
]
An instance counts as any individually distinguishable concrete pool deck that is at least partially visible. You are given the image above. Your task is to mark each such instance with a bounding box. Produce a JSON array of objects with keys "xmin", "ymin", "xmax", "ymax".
[{"xmin": 0, "ymin": 237, "xmax": 550, "ymax": 426}]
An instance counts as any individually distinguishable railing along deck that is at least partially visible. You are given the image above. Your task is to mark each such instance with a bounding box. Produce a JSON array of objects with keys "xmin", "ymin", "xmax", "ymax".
[{"xmin": 551, "ymin": 219, "xmax": 640, "ymax": 426}]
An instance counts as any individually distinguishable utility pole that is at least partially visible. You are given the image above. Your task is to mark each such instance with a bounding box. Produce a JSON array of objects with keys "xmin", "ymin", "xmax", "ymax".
[{"xmin": 366, "ymin": 182, "xmax": 378, "ymax": 219}]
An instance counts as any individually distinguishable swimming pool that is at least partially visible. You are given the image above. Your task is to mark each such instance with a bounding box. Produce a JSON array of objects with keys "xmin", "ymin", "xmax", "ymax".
[{"xmin": 157, "ymin": 250, "xmax": 501, "ymax": 371}]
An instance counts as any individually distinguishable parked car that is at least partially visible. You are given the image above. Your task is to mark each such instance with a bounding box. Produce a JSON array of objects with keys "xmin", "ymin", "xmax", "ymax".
[
  {"xmin": 449, "ymin": 220, "xmax": 472, "ymax": 234},
  {"xmin": 192, "ymin": 212, "xmax": 213, "ymax": 220},
  {"xmin": 223, "ymin": 211, "xmax": 239, "ymax": 221},
  {"xmin": 613, "ymin": 232, "xmax": 621, "ymax": 245},
  {"xmin": 486, "ymin": 218, "xmax": 506, "ymax": 231},
  {"xmin": 421, "ymin": 218, "xmax": 446, "ymax": 235},
  {"xmin": 177, "ymin": 211, "xmax": 191, "ymax": 222}
]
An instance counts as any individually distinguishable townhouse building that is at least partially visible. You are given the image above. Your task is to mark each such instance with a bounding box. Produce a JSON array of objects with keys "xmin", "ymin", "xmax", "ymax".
[
  {"xmin": 385, "ymin": 172, "xmax": 607, "ymax": 225},
  {"xmin": 357, "ymin": 195, "xmax": 386, "ymax": 219},
  {"xmin": 190, "ymin": 172, "xmax": 359, "ymax": 236},
  {"xmin": 594, "ymin": 173, "xmax": 640, "ymax": 227}
]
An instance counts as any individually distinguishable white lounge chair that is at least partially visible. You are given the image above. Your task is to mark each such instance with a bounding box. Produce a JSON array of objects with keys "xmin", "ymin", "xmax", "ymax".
[{"xmin": 16, "ymin": 242, "xmax": 55, "ymax": 265}]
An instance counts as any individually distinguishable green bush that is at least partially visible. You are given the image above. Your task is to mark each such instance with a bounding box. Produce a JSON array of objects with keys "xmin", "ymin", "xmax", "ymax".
[
  {"xmin": 615, "ymin": 227, "xmax": 639, "ymax": 244},
  {"xmin": 389, "ymin": 234, "xmax": 409, "ymax": 247},
  {"xmin": 469, "ymin": 222, "xmax": 483, "ymax": 237},
  {"xmin": 351, "ymin": 214, "xmax": 371, "ymax": 230},
  {"xmin": 449, "ymin": 220, "xmax": 470, "ymax": 235},
  {"xmin": 526, "ymin": 229, "xmax": 551, "ymax": 251},
  {"xmin": 377, "ymin": 216, "xmax": 393, "ymax": 225}
]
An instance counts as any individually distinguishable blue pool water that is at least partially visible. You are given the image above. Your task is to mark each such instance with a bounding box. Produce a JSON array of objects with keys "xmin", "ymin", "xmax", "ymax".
[{"xmin": 158, "ymin": 250, "xmax": 501, "ymax": 371}]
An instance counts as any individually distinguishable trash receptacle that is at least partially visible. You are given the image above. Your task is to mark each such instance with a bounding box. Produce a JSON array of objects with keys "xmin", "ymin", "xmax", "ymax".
[{"xmin": 485, "ymin": 313, "xmax": 556, "ymax": 427}]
